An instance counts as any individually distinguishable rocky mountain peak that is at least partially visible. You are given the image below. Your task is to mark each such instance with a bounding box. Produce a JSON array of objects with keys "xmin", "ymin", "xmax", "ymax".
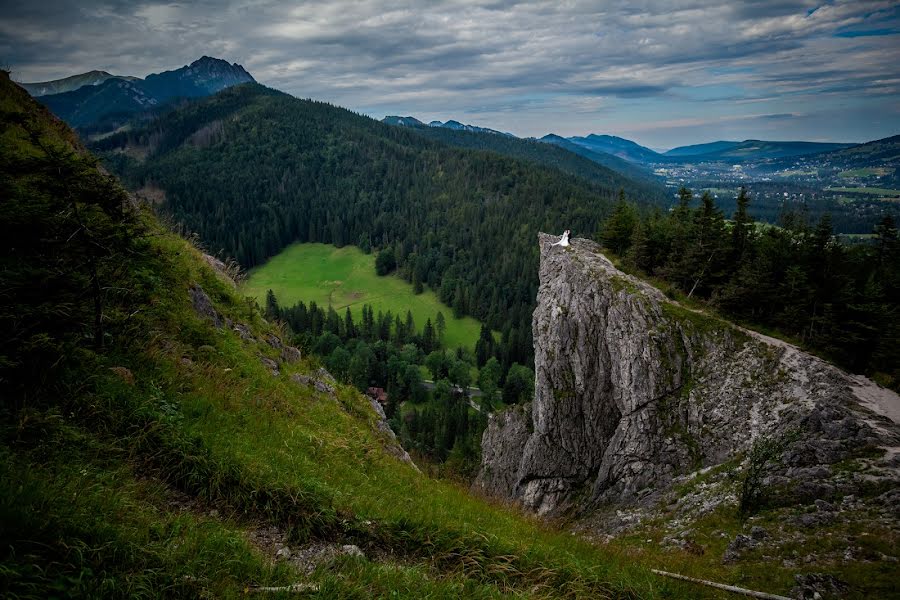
[{"xmin": 476, "ymin": 233, "xmax": 900, "ymax": 521}]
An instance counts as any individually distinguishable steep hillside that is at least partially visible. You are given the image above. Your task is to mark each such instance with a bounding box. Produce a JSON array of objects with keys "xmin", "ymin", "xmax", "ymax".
[
  {"xmin": 1, "ymin": 71, "xmax": 714, "ymax": 599},
  {"xmin": 37, "ymin": 57, "xmax": 254, "ymax": 129},
  {"xmin": 91, "ymin": 83, "xmax": 658, "ymax": 368},
  {"xmin": 477, "ymin": 233, "xmax": 900, "ymax": 597}
]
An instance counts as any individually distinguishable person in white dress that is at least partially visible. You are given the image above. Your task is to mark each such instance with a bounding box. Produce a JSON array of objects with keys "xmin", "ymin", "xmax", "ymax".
[{"xmin": 550, "ymin": 230, "xmax": 570, "ymax": 247}]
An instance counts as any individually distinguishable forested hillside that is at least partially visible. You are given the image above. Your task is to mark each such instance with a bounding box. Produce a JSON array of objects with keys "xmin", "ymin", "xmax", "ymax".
[
  {"xmin": 381, "ymin": 121, "xmax": 666, "ymax": 199},
  {"xmin": 2, "ymin": 71, "xmax": 700, "ymax": 599},
  {"xmin": 93, "ymin": 83, "xmax": 653, "ymax": 368}
]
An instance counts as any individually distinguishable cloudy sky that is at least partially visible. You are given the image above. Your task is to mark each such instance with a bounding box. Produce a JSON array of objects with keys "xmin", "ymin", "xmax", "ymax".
[{"xmin": 2, "ymin": 0, "xmax": 898, "ymax": 148}]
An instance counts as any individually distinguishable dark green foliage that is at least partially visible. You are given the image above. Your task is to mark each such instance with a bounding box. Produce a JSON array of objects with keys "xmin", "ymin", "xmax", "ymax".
[
  {"xmin": 1, "ymin": 81, "xmax": 144, "ymax": 406},
  {"xmin": 477, "ymin": 357, "xmax": 502, "ymax": 407},
  {"xmin": 503, "ymin": 363, "xmax": 535, "ymax": 404},
  {"xmin": 389, "ymin": 124, "xmax": 667, "ymax": 201},
  {"xmin": 270, "ymin": 289, "xmax": 491, "ymax": 475},
  {"xmin": 600, "ymin": 191, "xmax": 638, "ymax": 255},
  {"xmin": 375, "ymin": 247, "xmax": 397, "ymax": 276},
  {"xmin": 94, "ymin": 83, "xmax": 652, "ymax": 369}
]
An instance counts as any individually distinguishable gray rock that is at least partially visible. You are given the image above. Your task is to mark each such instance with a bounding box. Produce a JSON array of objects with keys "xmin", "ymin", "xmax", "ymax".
[
  {"xmin": 790, "ymin": 573, "xmax": 850, "ymax": 600},
  {"xmin": 722, "ymin": 534, "xmax": 756, "ymax": 564},
  {"xmin": 280, "ymin": 346, "xmax": 302, "ymax": 364},
  {"xmin": 474, "ymin": 405, "xmax": 532, "ymax": 499},
  {"xmin": 367, "ymin": 395, "xmax": 419, "ymax": 471},
  {"xmin": 750, "ymin": 526, "xmax": 769, "ymax": 540},
  {"xmin": 316, "ymin": 367, "xmax": 336, "ymax": 384},
  {"xmin": 232, "ymin": 322, "xmax": 253, "ymax": 341},
  {"xmin": 259, "ymin": 356, "xmax": 279, "ymax": 377},
  {"xmin": 476, "ymin": 233, "xmax": 900, "ymax": 518},
  {"xmin": 291, "ymin": 373, "xmax": 335, "ymax": 396},
  {"xmin": 815, "ymin": 499, "xmax": 836, "ymax": 512},
  {"xmin": 189, "ymin": 285, "xmax": 221, "ymax": 328},
  {"xmin": 341, "ymin": 544, "xmax": 364, "ymax": 558}
]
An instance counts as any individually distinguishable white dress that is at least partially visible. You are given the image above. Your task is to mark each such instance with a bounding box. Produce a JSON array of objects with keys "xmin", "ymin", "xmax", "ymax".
[{"xmin": 551, "ymin": 230, "xmax": 570, "ymax": 247}]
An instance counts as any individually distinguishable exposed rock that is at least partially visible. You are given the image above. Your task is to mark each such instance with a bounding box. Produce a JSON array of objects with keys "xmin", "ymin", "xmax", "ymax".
[
  {"xmin": 232, "ymin": 322, "xmax": 253, "ymax": 341},
  {"xmin": 245, "ymin": 527, "xmax": 364, "ymax": 575},
  {"xmin": 280, "ymin": 346, "xmax": 302, "ymax": 364},
  {"xmin": 265, "ymin": 333, "xmax": 283, "ymax": 349},
  {"xmin": 291, "ymin": 373, "xmax": 336, "ymax": 396},
  {"xmin": 189, "ymin": 284, "xmax": 221, "ymax": 328},
  {"xmin": 341, "ymin": 544, "xmax": 364, "ymax": 558},
  {"xmin": 722, "ymin": 533, "xmax": 757, "ymax": 564},
  {"xmin": 750, "ymin": 525, "xmax": 769, "ymax": 540},
  {"xmin": 814, "ymin": 499, "xmax": 836, "ymax": 512},
  {"xmin": 367, "ymin": 395, "xmax": 419, "ymax": 471},
  {"xmin": 476, "ymin": 233, "xmax": 900, "ymax": 520},
  {"xmin": 259, "ymin": 356, "xmax": 279, "ymax": 377},
  {"xmin": 474, "ymin": 405, "xmax": 532, "ymax": 498},
  {"xmin": 790, "ymin": 573, "xmax": 850, "ymax": 600},
  {"xmin": 316, "ymin": 368, "xmax": 336, "ymax": 384},
  {"xmin": 202, "ymin": 253, "xmax": 237, "ymax": 288}
]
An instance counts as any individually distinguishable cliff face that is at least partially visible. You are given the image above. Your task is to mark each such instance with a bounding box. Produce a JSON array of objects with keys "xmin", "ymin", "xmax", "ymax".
[{"xmin": 475, "ymin": 233, "xmax": 900, "ymax": 517}]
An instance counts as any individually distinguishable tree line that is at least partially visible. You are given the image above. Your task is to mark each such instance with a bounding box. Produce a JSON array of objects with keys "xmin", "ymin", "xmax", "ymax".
[{"xmin": 600, "ymin": 187, "xmax": 899, "ymax": 389}]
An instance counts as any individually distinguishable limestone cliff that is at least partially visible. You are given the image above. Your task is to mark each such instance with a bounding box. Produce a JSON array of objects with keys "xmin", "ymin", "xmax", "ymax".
[{"xmin": 475, "ymin": 233, "xmax": 900, "ymax": 518}]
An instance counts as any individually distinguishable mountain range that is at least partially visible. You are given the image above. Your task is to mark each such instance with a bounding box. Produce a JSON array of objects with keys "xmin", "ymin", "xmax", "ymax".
[
  {"xmin": 382, "ymin": 116, "xmax": 513, "ymax": 136},
  {"xmin": 34, "ymin": 56, "xmax": 255, "ymax": 128},
  {"xmin": 383, "ymin": 115, "xmax": 869, "ymax": 166},
  {"xmin": 17, "ymin": 70, "xmax": 137, "ymax": 96}
]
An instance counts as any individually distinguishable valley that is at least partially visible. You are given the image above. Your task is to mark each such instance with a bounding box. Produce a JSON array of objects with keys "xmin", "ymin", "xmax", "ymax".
[
  {"xmin": 242, "ymin": 243, "xmax": 482, "ymax": 351},
  {"xmin": 4, "ymin": 1, "xmax": 900, "ymax": 592}
]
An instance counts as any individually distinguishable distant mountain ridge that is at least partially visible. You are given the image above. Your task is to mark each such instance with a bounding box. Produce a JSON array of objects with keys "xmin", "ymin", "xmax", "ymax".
[
  {"xmin": 567, "ymin": 134, "xmax": 662, "ymax": 164},
  {"xmin": 539, "ymin": 134, "xmax": 661, "ymax": 187},
  {"xmin": 382, "ymin": 116, "xmax": 663, "ymax": 196},
  {"xmin": 664, "ymin": 140, "xmax": 742, "ymax": 157},
  {"xmin": 382, "ymin": 115, "xmax": 513, "ymax": 136},
  {"xmin": 37, "ymin": 56, "xmax": 255, "ymax": 128},
  {"xmin": 17, "ymin": 70, "xmax": 137, "ymax": 96}
]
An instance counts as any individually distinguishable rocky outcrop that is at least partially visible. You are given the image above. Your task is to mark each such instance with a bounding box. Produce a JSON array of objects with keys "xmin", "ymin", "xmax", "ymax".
[{"xmin": 476, "ymin": 233, "xmax": 900, "ymax": 517}]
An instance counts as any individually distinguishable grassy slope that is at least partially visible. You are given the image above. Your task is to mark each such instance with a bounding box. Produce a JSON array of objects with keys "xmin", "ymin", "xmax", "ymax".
[
  {"xmin": 2, "ymin": 73, "xmax": 714, "ymax": 598},
  {"xmin": 242, "ymin": 243, "xmax": 482, "ymax": 350}
]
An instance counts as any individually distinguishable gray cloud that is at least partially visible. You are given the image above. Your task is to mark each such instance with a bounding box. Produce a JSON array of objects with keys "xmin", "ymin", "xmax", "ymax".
[{"xmin": 0, "ymin": 0, "xmax": 898, "ymax": 146}]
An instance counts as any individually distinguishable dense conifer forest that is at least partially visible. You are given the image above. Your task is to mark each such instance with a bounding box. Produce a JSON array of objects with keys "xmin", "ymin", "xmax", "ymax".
[
  {"xmin": 266, "ymin": 292, "xmax": 533, "ymax": 476},
  {"xmin": 94, "ymin": 83, "xmax": 649, "ymax": 369}
]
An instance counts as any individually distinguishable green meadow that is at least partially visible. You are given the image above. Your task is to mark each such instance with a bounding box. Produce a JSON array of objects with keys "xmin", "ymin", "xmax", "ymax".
[{"xmin": 243, "ymin": 243, "xmax": 482, "ymax": 350}]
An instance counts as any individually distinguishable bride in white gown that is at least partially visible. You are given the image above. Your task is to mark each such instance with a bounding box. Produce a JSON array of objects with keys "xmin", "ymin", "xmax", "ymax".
[{"xmin": 550, "ymin": 230, "xmax": 570, "ymax": 247}]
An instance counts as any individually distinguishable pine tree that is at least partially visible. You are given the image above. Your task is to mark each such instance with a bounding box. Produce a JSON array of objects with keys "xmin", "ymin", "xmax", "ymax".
[
  {"xmin": 422, "ymin": 318, "xmax": 436, "ymax": 354},
  {"xmin": 600, "ymin": 191, "xmax": 637, "ymax": 255},
  {"xmin": 344, "ymin": 307, "xmax": 356, "ymax": 339},
  {"xmin": 475, "ymin": 323, "xmax": 494, "ymax": 367},
  {"xmin": 265, "ymin": 289, "xmax": 280, "ymax": 321},
  {"xmin": 435, "ymin": 311, "xmax": 446, "ymax": 341},
  {"xmin": 730, "ymin": 186, "xmax": 753, "ymax": 265}
]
